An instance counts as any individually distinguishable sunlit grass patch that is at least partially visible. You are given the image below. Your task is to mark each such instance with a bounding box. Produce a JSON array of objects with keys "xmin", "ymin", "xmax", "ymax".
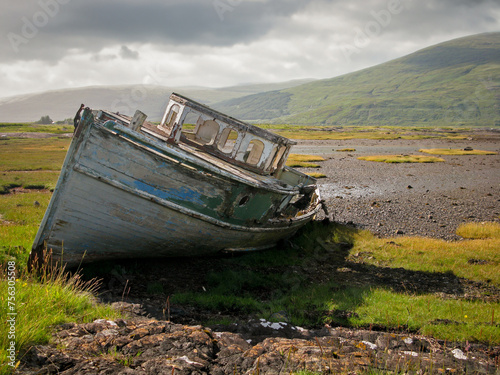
[
  {"xmin": 0, "ymin": 171, "xmax": 60, "ymax": 194},
  {"xmin": 0, "ymin": 138, "xmax": 69, "ymax": 172},
  {"xmin": 288, "ymin": 162, "xmax": 321, "ymax": 168},
  {"xmin": 456, "ymin": 222, "xmax": 500, "ymax": 239},
  {"xmin": 171, "ymin": 215, "xmax": 500, "ymax": 342},
  {"xmin": 0, "ymin": 264, "xmax": 121, "ymax": 373},
  {"xmin": 419, "ymin": 148, "xmax": 498, "ymax": 155},
  {"xmin": 357, "ymin": 154, "xmax": 445, "ymax": 163},
  {"xmin": 288, "ymin": 154, "xmax": 326, "ymax": 162},
  {"xmin": 0, "ymin": 192, "xmax": 52, "ymax": 267},
  {"xmin": 349, "ymin": 224, "xmax": 500, "ymax": 286},
  {"xmin": 346, "ymin": 289, "xmax": 499, "ymax": 344},
  {"xmin": 0, "ymin": 123, "xmax": 73, "ymax": 134},
  {"xmin": 306, "ymin": 172, "xmax": 327, "ymax": 178},
  {"xmin": 286, "ymin": 154, "xmax": 325, "ymax": 168}
]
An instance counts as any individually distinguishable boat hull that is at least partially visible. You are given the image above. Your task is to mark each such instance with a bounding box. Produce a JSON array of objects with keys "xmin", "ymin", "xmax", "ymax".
[{"xmin": 31, "ymin": 117, "xmax": 319, "ymax": 268}]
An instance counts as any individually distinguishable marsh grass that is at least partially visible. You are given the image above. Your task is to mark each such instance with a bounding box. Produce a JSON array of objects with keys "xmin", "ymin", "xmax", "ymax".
[
  {"xmin": 0, "ymin": 257, "xmax": 121, "ymax": 374},
  {"xmin": 456, "ymin": 222, "xmax": 500, "ymax": 239},
  {"xmin": 288, "ymin": 162, "xmax": 321, "ymax": 168},
  {"xmin": 350, "ymin": 225, "xmax": 500, "ymax": 285},
  {"xmin": 306, "ymin": 172, "xmax": 327, "ymax": 178},
  {"xmin": 0, "ymin": 186, "xmax": 121, "ymax": 373},
  {"xmin": 0, "ymin": 171, "xmax": 60, "ymax": 194},
  {"xmin": 0, "ymin": 138, "xmax": 69, "ymax": 172},
  {"xmin": 0, "ymin": 138, "xmax": 68, "ymax": 194},
  {"xmin": 286, "ymin": 154, "xmax": 325, "ymax": 168},
  {"xmin": 0, "ymin": 123, "xmax": 73, "ymax": 134},
  {"xmin": 0, "ymin": 192, "xmax": 51, "ymax": 268},
  {"xmin": 419, "ymin": 148, "xmax": 498, "ymax": 155},
  {"xmin": 171, "ymin": 221, "xmax": 499, "ymax": 344},
  {"xmin": 263, "ymin": 125, "xmax": 470, "ymax": 141},
  {"xmin": 357, "ymin": 155, "xmax": 445, "ymax": 163},
  {"xmin": 348, "ymin": 290, "xmax": 499, "ymax": 343}
]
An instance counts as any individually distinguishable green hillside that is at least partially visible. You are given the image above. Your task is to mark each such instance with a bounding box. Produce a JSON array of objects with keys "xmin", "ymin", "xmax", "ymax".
[
  {"xmin": 214, "ymin": 33, "xmax": 500, "ymax": 126},
  {"xmin": 0, "ymin": 79, "xmax": 313, "ymax": 123}
]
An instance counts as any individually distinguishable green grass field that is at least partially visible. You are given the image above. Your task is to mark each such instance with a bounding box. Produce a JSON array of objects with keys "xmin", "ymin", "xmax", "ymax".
[
  {"xmin": 0, "ymin": 136, "xmax": 69, "ymax": 194},
  {"xmin": 171, "ymin": 222, "xmax": 500, "ymax": 344}
]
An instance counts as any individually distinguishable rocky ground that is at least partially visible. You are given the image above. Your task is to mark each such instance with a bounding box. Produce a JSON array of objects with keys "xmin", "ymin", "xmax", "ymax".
[
  {"xmin": 295, "ymin": 131, "xmax": 500, "ymax": 240},
  {"xmin": 19, "ymin": 311, "xmax": 500, "ymax": 374},
  {"xmin": 16, "ymin": 130, "xmax": 500, "ymax": 374}
]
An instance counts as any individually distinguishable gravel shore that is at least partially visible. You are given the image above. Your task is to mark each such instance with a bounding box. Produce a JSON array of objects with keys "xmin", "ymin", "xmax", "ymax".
[{"xmin": 294, "ymin": 133, "xmax": 500, "ymax": 240}]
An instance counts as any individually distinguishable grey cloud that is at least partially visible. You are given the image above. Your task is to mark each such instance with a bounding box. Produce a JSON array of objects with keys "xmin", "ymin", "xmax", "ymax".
[
  {"xmin": 333, "ymin": 0, "xmax": 499, "ymax": 44},
  {"xmin": 1, "ymin": 0, "xmax": 309, "ymax": 62},
  {"xmin": 120, "ymin": 45, "xmax": 139, "ymax": 60},
  {"xmin": 91, "ymin": 53, "xmax": 117, "ymax": 62}
]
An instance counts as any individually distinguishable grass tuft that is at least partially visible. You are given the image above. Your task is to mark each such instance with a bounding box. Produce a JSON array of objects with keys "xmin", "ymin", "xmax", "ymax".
[
  {"xmin": 286, "ymin": 154, "xmax": 325, "ymax": 168},
  {"xmin": 287, "ymin": 154, "xmax": 326, "ymax": 162},
  {"xmin": 306, "ymin": 172, "xmax": 327, "ymax": 178},
  {"xmin": 456, "ymin": 222, "xmax": 500, "ymax": 239},
  {"xmin": 358, "ymin": 154, "xmax": 445, "ymax": 163},
  {"xmin": 0, "ymin": 254, "xmax": 121, "ymax": 373},
  {"xmin": 419, "ymin": 148, "xmax": 498, "ymax": 155}
]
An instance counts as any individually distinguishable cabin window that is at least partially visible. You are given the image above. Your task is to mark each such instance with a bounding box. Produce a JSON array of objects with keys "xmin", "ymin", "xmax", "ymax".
[
  {"xmin": 272, "ymin": 146, "xmax": 287, "ymax": 169},
  {"xmin": 181, "ymin": 112, "xmax": 201, "ymax": 140},
  {"xmin": 195, "ymin": 119, "xmax": 219, "ymax": 145},
  {"xmin": 218, "ymin": 128, "xmax": 238, "ymax": 153},
  {"xmin": 244, "ymin": 139, "xmax": 265, "ymax": 165},
  {"xmin": 165, "ymin": 104, "xmax": 180, "ymax": 128},
  {"xmin": 264, "ymin": 146, "xmax": 278, "ymax": 170}
]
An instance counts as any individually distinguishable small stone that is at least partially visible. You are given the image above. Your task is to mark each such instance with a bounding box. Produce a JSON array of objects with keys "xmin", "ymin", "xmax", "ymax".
[{"xmin": 452, "ymin": 348, "xmax": 467, "ymax": 360}]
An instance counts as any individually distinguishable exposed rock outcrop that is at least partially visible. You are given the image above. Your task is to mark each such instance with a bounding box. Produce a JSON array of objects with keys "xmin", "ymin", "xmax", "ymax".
[{"xmin": 19, "ymin": 310, "xmax": 499, "ymax": 374}]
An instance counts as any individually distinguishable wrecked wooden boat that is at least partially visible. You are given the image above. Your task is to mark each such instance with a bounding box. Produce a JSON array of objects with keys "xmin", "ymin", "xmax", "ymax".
[{"xmin": 30, "ymin": 93, "xmax": 322, "ymax": 267}]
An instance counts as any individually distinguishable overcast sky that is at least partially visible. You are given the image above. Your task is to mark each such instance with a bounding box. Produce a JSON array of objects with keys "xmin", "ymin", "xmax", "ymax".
[{"xmin": 0, "ymin": 0, "xmax": 498, "ymax": 99}]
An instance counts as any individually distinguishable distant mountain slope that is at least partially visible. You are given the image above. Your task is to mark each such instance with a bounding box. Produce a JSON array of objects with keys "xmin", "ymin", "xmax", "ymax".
[
  {"xmin": 213, "ymin": 33, "xmax": 500, "ymax": 126},
  {"xmin": 0, "ymin": 79, "xmax": 313, "ymax": 122}
]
